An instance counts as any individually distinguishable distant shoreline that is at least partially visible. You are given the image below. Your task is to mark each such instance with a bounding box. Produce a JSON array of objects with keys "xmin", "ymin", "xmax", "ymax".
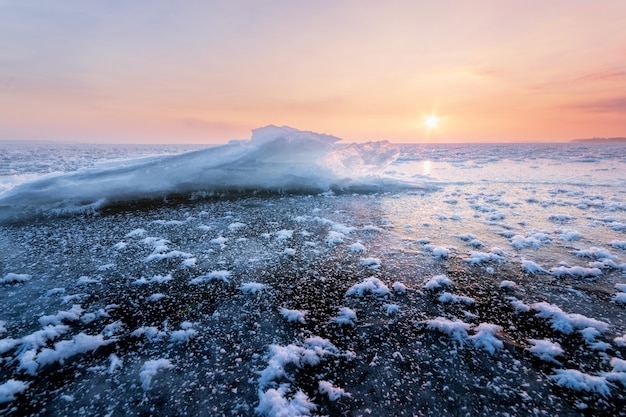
[{"xmin": 571, "ymin": 137, "xmax": 626, "ymax": 143}]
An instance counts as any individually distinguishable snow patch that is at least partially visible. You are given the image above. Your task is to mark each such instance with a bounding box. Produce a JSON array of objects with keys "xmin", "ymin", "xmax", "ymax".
[
  {"xmin": 318, "ymin": 380, "xmax": 352, "ymax": 401},
  {"xmin": 424, "ymin": 317, "xmax": 471, "ymax": 345},
  {"xmin": 548, "ymin": 214, "xmax": 575, "ymax": 223},
  {"xmin": 423, "ymin": 275, "xmax": 452, "ymax": 291},
  {"xmin": 528, "ymin": 339, "xmax": 564, "ymax": 364},
  {"xmin": 574, "ymin": 246, "xmax": 614, "ymax": 260},
  {"xmin": 465, "ymin": 248, "xmax": 508, "ymax": 265},
  {"xmin": 36, "ymin": 333, "xmax": 108, "ymax": 367},
  {"xmin": 125, "ymin": 228, "xmax": 147, "ymax": 238},
  {"xmin": 499, "ymin": 280, "xmax": 517, "ymax": 289},
  {"xmin": 345, "ymin": 277, "xmax": 391, "ymax": 298},
  {"xmin": 510, "ymin": 231, "xmax": 551, "ymax": 250},
  {"xmin": 331, "ymin": 307, "xmax": 357, "ymax": 326},
  {"xmin": 139, "ymin": 359, "xmax": 174, "ymax": 390},
  {"xmin": 349, "ymin": 242, "xmax": 366, "ymax": 253},
  {"xmin": 240, "ymin": 282, "xmax": 269, "ymax": 294},
  {"xmin": 392, "ymin": 282, "xmax": 408, "ymax": 294},
  {"xmin": 256, "ymin": 336, "xmax": 352, "ymax": 416},
  {"xmin": 108, "ymin": 353, "xmax": 123, "ymax": 374},
  {"xmin": 133, "ymin": 274, "xmax": 173, "ymax": 285},
  {"xmin": 438, "ymin": 292, "xmax": 475, "ymax": 305},
  {"xmin": 39, "ymin": 305, "xmax": 84, "ymax": 326},
  {"xmin": 432, "ymin": 247, "xmax": 450, "ymax": 259},
  {"xmin": 549, "ymin": 265, "xmax": 602, "ymax": 278},
  {"xmin": 611, "ymin": 240, "xmax": 626, "ymax": 250},
  {"xmin": 359, "ymin": 257, "xmax": 381, "ymax": 270},
  {"xmin": 190, "ymin": 270, "xmax": 231, "ymax": 284},
  {"xmin": 521, "ymin": 259, "xmax": 549, "ymax": 275},
  {"xmin": 275, "ymin": 229, "xmax": 294, "ymax": 243},
  {"xmin": 279, "ymin": 308, "xmax": 308, "ymax": 324},
  {"xmin": 228, "ymin": 222, "xmax": 246, "ymax": 231},
  {"xmin": 549, "ymin": 369, "xmax": 612, "ymax": 397},
  {"xmin": 470, "ymin": 323, "xmax": 503, "ymax": 354},
  {"xmin": 325, "ymin": 231, "xmax": 345, "ymax": 246},
  {"xmin": 532, "ymin": 302, "xmax": 609, "ymax": 334},
  {"xmin": 383, "ymin": 303, "xmax": 400, "ymax": 315},
  {"xmin": 614, "ymin": 334, "xmax": 626, "ymax": 347},
  {"xmin": 170, "ymin": 322, "xmax": 198, "ymax": 344},
  {"xmin": 256, "ymin": 386, "xmax": 316, "ymax": 417},
  {"xmin": 0, "ymin": 379, "xmax": 29, "ymax": 403},
  {"xmin": 0, "ymin": 273, "xmax": 31, "ymax": 284},
  {"xmin": 557, "ymin": 229, "xmax": 583, "ymax": 241}
]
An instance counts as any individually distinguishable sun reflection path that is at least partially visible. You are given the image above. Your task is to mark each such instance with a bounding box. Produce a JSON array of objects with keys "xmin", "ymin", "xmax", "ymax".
[{"xmin": 422, "ymin": 160, "xmax": 432, "ymax": 176}]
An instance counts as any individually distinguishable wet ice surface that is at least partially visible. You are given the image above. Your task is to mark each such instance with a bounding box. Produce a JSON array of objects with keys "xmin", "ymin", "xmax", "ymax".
[
  {"xmin": 1, "ymin": 185, "xmax": 626, "ymax": 416},
  {"xmin": 1, "ymin": 136, "xmax": 626, "ymax": 416}
]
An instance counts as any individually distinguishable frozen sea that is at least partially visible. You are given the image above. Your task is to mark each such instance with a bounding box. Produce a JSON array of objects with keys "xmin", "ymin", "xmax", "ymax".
[{"xmin": 1, "ymin": 126, "xmax": 626, "ymax": 416}]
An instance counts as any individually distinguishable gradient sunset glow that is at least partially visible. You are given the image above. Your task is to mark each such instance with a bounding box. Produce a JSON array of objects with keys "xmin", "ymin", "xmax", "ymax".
[{"xmin": 1, "ymin": 1, "xmax": 625, "ymax": 144}]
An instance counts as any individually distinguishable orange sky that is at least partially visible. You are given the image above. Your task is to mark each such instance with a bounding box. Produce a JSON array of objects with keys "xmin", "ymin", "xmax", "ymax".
[{"xmin": 1, "ymin": 1, "xmax": 625, "ymax": 144}]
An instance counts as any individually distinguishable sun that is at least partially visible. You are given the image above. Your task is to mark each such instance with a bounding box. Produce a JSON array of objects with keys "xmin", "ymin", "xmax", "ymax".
[{"xmin": 425, "ymin": 115, "xmax": 439, "ymax": 129}]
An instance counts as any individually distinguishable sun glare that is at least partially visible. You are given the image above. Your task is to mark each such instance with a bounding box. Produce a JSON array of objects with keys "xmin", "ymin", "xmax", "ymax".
[{"xmin": 425, "ymin": 115, "xmax": 439, "ymax": 129}]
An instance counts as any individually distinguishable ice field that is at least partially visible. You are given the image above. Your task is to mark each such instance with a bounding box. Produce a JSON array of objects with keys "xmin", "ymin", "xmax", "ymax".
[{"xmin": 1, "ymin": 127, "xmax": 626, "ymax": 416}]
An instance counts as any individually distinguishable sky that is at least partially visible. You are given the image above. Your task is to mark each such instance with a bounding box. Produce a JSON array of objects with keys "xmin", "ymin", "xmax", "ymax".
[{"xmin": 1, "ymin": 1, "xmax": 625, "ymax": 144}]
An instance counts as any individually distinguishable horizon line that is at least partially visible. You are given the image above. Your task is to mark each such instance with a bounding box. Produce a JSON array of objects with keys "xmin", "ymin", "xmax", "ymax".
[{"xmin": 1, "ymin": 137, "xmax": 624, "ymax": 146}]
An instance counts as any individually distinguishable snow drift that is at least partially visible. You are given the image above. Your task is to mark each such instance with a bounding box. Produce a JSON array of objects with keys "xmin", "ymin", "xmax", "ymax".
[{"xmin": 0, "ymin": 126, "xmax": 406, "ymax": 221}]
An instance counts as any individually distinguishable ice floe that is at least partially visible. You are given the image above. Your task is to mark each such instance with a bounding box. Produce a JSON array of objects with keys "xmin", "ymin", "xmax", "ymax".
[{"xmin": 0, "ymin": 126, "xmax": 405, "ymax": 221}]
